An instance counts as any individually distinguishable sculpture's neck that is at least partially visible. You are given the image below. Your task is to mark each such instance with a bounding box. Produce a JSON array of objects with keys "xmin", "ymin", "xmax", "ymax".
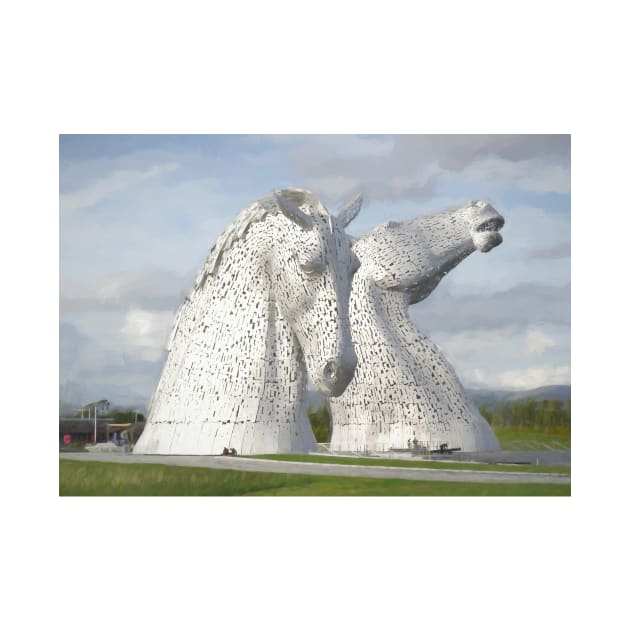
[
  {"xmin": 351, "ymin": 271, "xmax": 412, "ymax": 347},
  {"xmin": 349, "ymin": 270, "xmax": 472, "ymax": 411}
]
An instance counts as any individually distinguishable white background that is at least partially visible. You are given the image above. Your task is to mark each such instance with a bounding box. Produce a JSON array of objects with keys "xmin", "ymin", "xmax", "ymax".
[{"xmin": 3, "ymin": 1, "xmax": 628, "ymax": 629}]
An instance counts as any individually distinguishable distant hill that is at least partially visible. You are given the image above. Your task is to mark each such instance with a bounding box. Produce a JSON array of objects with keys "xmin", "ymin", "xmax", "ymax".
[{"xmin": 466, "ymin": 385, "xmax": 571, "ymax": 408}]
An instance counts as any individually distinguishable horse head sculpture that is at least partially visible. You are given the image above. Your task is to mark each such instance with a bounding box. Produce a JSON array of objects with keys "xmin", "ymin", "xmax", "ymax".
[
  {"xmin": 269, "ymin": 188, "xmax": 360, "ymax": 396},
  {"xmin": 134, "ymin": 188, "xmax": 362, "ymax": 455},
  {"xmin": 329, "ymin": 200, "xmax": 505, "ymax": 454},
  {"xmin": 354, "ymin": 200, "xmax": 504, "ymax": 304}
]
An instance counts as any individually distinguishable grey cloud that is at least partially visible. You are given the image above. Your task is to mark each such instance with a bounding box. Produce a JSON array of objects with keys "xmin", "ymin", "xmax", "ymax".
[
  {"xmin": 122, "ymin": 351, "xmax": 166, "ymax": 373},
  {"xmin": 59, "ymin": 329, "xmax": 164, "ymax": 409},
  {"xmin": 60, "ymin": 378, "xmax": 153, "ymax": 411},
  {"xmin": 60, "ymin": 322, "xmax": 87, "ymax": 372},
  {"xmin": 291, "ymin": 143, "xmax": 438, "ymax": 201},
  {"xmin": 527, "ymin": 241, "xmax": 571, "ymax": 260},
  {"xmin": 291, "ymin": 134, "xmax": 570, "ymax": 202},
  {"xmin": 412, "ymin": 282, "xmax": 571, "ymax": 334},
  {"xmin": 59, "ymin": 381, "xmax": 88, "ymax": 413},
  {"xmin": 391, "ymin": 135, "xmax": 569, "ymax": 170}
]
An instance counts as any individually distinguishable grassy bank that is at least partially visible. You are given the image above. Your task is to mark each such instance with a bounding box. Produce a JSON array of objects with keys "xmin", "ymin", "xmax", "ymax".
[
  {"xmin": 59, "ymin": 460, "xmax": 569, "ymax": 496},
  {"xmin": 247, "ymin": 454, "xmax": 569, "ymax": 474}
]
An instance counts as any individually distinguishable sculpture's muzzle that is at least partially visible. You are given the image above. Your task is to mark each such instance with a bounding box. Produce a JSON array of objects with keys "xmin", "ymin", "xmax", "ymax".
[
  {"xmin": 472, "ymin": 208, "xmax": 505, "ymax": 253},
  {"xmin": 314, "ymin": 352, "xmax": 358, "ymax": 397}
]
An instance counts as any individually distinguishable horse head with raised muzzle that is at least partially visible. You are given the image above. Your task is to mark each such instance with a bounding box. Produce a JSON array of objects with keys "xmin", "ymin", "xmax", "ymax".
[{"xmin": 353, "ymin": 200, "xmax": 505, "ymax": 304}]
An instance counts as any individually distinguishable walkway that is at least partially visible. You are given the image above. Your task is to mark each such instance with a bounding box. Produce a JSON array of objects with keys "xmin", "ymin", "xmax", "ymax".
[{"xmin": 60, "ymin": 452, "xmax": 570, "ymax": 485}]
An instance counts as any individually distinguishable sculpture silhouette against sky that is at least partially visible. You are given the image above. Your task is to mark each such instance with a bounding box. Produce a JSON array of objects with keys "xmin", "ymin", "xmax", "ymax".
[
  {"xmin": 329, "ymin": 201, "xmax": 505, "ymax": 453},
  {"xmin": 134, "ymin": 188, "xmax": 361, "ymax": 455}
]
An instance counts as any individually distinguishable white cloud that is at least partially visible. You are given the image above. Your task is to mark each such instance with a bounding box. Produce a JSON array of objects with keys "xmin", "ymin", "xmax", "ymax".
[
  {"xmin": 432, "ymin": 323, "xmax": 570, "ymax": 390},
  {"xmin": 496, "ymin": 365, "xmax": 570, "ymax": 389},
  {"xmin": 121, "ymin": 308, "xmax": 173, "ymax": 361},
  {"xmin": 60, "ymin": 162, "xmax": 179, "ymax": 214},
  {"xmin": 436, "ymin": 327, "xmax": 518, "ymax": 358},
  {"xmin": 526, "ymin": 329, "xmax": 557, "ymax": 356},
  {"xmin": 465, "ymin": 365, "xmax": 570, "ymax": 390}
]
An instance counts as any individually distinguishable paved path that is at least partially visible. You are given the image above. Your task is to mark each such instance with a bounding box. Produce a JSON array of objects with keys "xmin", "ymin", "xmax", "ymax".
[
  {"xmin": 428, "ymin": 449, "xmax": 571, "ymax": 467},
  {"xmin": 60, "ymin": 452, "xmax": 570, "ymax": 485}
]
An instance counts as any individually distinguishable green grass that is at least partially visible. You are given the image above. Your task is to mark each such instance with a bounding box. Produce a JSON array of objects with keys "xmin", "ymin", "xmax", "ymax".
[
  {"xmin": 246, "ymin": 453, "xmax": 569, "ymax": 474},
  {"xmin": 492, "ymin": 428, "xmax": 571, "ymax": 451},
  {"xmin": 59, "ymin": 460, "xmax": 569, "ymax": 496}
]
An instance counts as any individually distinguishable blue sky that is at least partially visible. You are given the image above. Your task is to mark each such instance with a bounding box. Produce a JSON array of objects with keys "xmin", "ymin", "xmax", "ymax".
[{"xmin": 59, "ymin": 134, "xmax": 570, "ymax": 409}]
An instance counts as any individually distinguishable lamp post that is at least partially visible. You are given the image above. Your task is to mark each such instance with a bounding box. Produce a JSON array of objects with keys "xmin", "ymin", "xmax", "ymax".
[
  {"xmin": 82, "ymin": 399, "xmax": 110, "ymax": 444},
  {"xmin": 86, "ymin": 404, "xmax": 91, "ymax": 441}
]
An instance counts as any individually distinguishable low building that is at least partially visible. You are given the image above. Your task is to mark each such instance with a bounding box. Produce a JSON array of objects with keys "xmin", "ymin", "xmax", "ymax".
[{"xmin": 59, "ymin": 417, "xmax": 145, "ymax": 446}]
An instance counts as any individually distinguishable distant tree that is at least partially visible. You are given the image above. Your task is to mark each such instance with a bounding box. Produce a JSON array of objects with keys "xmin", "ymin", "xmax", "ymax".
[
  {"xmin": 308, "ymin": 406, "xmax": 331, "ymax": 442},
  {"xmin": 479, "ymin": 403, "xmax": 493, "ymax": 425},
  {"xmin": 525, "ymin": 399, "xmax": 538, "ymax": 430},
  {"xmin": 111, "ymin": 410, "xmax": 146, "ymax": 423},
  {"xmin": 511, "ymin": 400, "xmax": 523, "ymax": 429},
  {"xmin": 499, "ymin": 401, "xmax": 513, "ymax": 429},
  {"xmin": 475, "ymin": 396, "xmax": 570, "ymax": 436},
  {"xmin": 549, "ymin": 399, "xmax": 564, "ymax": 433}
]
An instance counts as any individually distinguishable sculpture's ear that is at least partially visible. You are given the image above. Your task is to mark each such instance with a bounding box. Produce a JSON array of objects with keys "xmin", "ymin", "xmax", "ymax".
[
  {"xmin": 274, "ymin": 190, "xmax": 313, "ymax": 230},
  {"xmin": 337, "ymin": 194, "xmax": 363, "ymax": 228}
]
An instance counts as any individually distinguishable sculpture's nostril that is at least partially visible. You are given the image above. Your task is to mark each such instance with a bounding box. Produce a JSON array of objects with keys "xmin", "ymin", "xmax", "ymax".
[
  {"xmin": 477, "ymin": 215, "xmax": 505, "ymax": 232},
  {"xmin": 323, "ymin": 360, "xmax": 337, "ymax": 381}
]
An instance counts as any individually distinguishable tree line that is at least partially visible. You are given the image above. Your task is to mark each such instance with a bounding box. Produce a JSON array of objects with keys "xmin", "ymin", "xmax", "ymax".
[
  {"xmin": 66, "ymin": 408, "xmax": 146, "ymax": 423},
  {"xmin": 478, "ymin": 398, "xmax": 571, "ymax": 433}
]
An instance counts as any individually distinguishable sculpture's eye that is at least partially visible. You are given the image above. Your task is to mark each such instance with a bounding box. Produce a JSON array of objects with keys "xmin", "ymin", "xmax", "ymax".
[
  {"xmin": 349, "ymin": 252, "xmax": 361, "ymax": 276},
  {"xmin": 300, "ymin": 258, "xmax": 325, "ymax": 277}
]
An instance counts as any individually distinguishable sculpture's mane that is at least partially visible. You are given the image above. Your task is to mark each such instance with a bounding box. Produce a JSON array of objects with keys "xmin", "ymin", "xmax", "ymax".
[{"xmin": 193, "ymin": 188, "xmax": 325, "ymax": 292}]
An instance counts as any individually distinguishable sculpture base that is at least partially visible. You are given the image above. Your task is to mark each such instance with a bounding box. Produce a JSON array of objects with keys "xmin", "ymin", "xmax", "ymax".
[{"xmin": 134, "ymin": 420, "xmax": 317, "ymax": 455}]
